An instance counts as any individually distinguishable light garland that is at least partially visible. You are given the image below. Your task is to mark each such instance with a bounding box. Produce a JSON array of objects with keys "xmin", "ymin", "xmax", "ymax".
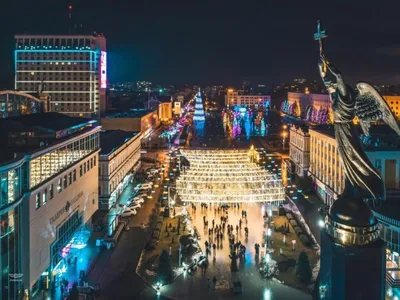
[{"xmin": 176, "ymin": 149, "xmax": 285, "ymax": 203}]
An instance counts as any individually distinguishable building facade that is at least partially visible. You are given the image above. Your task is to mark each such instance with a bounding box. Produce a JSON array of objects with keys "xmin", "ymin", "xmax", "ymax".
[
  {"xmin": 281, "ymin": 92, "xmax": 331, "ymax": 124},
  {"xmin": 159, "ymin": 101, "xmax": 172, "ymax": 123},
  {"xmin": 382, "ymin": 95, "xmax": 400, "ymax": 119},
  {"xmin": 225, "ymin": 89, "xmax": 271, "ymax": 107},
  {"xmin": 308, "ymin": 126, "xmax": 400, "ymax": 206},
  {"xmin": 101, "ymin": 109, "xmax": 159, "ymax": 138},
  {"xmin": 0, "ymin": 113, "xmax": 100, "ymax": 298},
  {"xmin": 289, "ymin": 126, "xmax": 310, "ymax": 178},
  {"xmin": 14, "ymin": 34, "xmax": 107, "ymax": 118},
  {"xmin": 99, "ymin": 130, "xmax": 142, "ymax": 211}
]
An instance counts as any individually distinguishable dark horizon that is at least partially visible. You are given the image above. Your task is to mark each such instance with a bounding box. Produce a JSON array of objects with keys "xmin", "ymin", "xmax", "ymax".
[{"xmin": 1, "ymin": 0, "xmax": 400, "ymax": 88}]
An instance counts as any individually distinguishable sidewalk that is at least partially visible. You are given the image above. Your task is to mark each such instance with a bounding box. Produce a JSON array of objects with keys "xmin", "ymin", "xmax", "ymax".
[{"xmin": 32, "ymin": 228, "xmax": 105, "ymax": 300}]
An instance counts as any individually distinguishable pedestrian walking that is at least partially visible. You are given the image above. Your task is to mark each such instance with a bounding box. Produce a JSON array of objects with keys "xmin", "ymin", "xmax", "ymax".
[
  {"xmin": 236, "ymin": 225, "xmax": 239, "ymax": 233},
  {"xmin": 212, "ymin": 219, "xmax": 215, "ymax": 228},
  {"xmin": 213, "ymin": 276, "xmax": 217, "ymax": 290}
]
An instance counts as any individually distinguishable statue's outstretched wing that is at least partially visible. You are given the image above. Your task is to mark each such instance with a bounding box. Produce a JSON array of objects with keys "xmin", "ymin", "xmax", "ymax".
[{"xmin": 355, "ymin": 82, "xmax": 400, "ymax": 136}]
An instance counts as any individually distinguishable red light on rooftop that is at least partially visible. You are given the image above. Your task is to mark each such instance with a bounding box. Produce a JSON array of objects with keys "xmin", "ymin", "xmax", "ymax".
[{"xmin": 68, "ymin": 5, "xmax": 72, "ymax": 10}]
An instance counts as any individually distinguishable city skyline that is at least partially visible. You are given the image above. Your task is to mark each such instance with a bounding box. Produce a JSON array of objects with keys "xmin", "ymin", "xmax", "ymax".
[{"xmin": 1, "ymin": 0, "xmax": 400, "ymax": 88}]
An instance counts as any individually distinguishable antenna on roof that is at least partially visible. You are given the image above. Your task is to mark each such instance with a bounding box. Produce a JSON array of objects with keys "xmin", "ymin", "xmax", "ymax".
[{"xmin": 68, "ymin": 1, "xmax": 73, "ymax": 34}]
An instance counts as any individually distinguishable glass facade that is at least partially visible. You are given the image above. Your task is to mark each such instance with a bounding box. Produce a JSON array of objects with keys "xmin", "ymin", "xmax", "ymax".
[
  {"xmin": 0, "ymin": 166, "xmax": 23, "ymax": 209},
  {"xmin": 29, "ymin": 132, "xmax": 99, "ymax": 188},
  {"xmin": 0, "ymin": 162, "xmax": 24, "ymax": 299},
  {"xmin": 381, "ymin": 225, "xmax": 400, "ymax": 255},
  {"xmin": 0, "ymin": 207, "xmax": 22, "ymax": 300},
  {"xmin": 50, "ymin": 211, "xmax": 82, "ymax": 271}
]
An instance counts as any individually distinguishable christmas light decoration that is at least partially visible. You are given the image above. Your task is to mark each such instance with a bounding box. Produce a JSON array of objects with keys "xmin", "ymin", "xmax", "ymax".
[
  {"xmin": 193, "ymin": 89, "xmax": 205, "ymax": 121},
  {"xmin": 176, "ymin": 149, "xmax": 285, "ymax": 203}
]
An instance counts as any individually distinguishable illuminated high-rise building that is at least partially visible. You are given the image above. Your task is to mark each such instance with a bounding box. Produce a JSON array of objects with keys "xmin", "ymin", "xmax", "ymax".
[{"xmin": 14, "ymin": 34, "xmax": 107, "ymax": 118}]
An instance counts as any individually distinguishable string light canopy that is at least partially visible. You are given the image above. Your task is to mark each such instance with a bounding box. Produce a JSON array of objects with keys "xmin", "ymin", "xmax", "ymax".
[{"xmin": 176, "ymin": 149, "xmax": 285, "ymax": 203}]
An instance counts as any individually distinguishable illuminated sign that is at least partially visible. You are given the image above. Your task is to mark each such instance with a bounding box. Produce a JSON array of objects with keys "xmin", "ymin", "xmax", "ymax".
[
  {"xmin": 49, "ymin": 191, "xmax": 83, "ymax": 224},
  {"xmin": 100, "ymin": 51, "xmax": 107, "ymax": 88}
]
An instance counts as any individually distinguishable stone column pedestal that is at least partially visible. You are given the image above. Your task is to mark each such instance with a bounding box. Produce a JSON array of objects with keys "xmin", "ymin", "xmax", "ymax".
[{"xmin": 319, "ymin": 198, "xmax": 386, "ymax": 300}]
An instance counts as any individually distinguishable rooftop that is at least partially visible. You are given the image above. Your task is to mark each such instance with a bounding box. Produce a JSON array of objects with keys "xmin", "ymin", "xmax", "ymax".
[
  {"xmin": 310, "ymin": 124, "xmax": 400, "ymax": 150},
  {"xmin": 100, "ymin": 130, "xmax": 140, "ymax": 155},
  {"xmin": 372, "ymin": 190, "xmax": 400, "ymax": 223},
  {"xmin": 0, "ymin": 113, "xmax": 98, "ymax": 165},
  {"xmin": 0, "ymin": 112, "xmax": 94, "ymax": 132},
  {"xmin": 105, "ymin": 109, "xmax": 155, "ymax": 119}
]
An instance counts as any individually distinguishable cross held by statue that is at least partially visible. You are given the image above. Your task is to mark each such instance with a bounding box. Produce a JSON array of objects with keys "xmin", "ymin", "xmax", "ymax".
[
  {"xmin": 314, "ymin": 20, "xmax": 328, "ymax": 72},
  {"xmin": 314, "ymin": 20, "xmax": 328, "ymax": 54}
]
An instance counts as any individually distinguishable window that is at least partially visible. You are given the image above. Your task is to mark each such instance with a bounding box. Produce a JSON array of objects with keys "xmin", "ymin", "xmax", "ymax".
[
  {"xmin": 43, "ymin": 188, "xmax": 47, "ymax": 205},
  {"xmin": 375, "ymin": 159, "xmax": 382, "ymax": 169},
  {"xmin": 58, "ymin": 178, "xmax": 62, "ymax": 192},
  {"xmin": 80, "ymin": 165, "xmax": 83, "ymax": 176},
  {"xmin": 36, "ymin": 193, "xmax": 41, "ymax": 209},
  {"xmin": 68, "ymin": 173, "xmax": 72, "ymax": 185},
  {"xmin": 90, "ymin": 159, "xmax": 93, "ymax": 169},
  {"xmin": 87, "ymin": 161, "xmax": 90, "ymax": 171},
  {"xmin": 63, "ymin": 175, "xmax": 67, "ymax": 189},
  {"xmin": 84, "ymin": 163, "xmax": 86, "ymax": 173},
  {"xmin": 49, "ymin": 184, "xmax": 54, "ymax": 199},
  {"xmin": 93, "ymin": 157, "xmax": 96, "ymax": 167},
  {"xmin": 73, "ymin": 170, "xmax": 76, "ymax": 182}
]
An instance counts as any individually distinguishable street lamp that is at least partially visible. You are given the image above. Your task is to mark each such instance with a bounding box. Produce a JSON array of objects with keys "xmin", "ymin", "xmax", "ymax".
[
  {"xmin": 318, "ymin": 219, "xmax": 325, "ymax": 228},
  {"xmin": 281, "ymin": 132, "xmax": 287, "ymax": 151},
  {"xmin": 267, "ymin": 228, "xmax": 271, "ymax": 248}
]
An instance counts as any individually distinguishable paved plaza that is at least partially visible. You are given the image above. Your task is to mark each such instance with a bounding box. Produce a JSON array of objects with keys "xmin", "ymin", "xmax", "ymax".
[{"xmin": 160, "ymin": 203, "xmax": 311, "ymax": 300}]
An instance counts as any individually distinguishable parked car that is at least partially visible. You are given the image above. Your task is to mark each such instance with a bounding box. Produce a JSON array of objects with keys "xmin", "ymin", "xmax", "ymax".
[
  {"xmin": 127, "ymin": 203, "xmax": 141, "ymax": 210},
  {"xmin": 138, "ymin": 187, "xmax": 151, "ymax": 193},
  {"xmin": 132, "ymin": 197, "xmax": 145, "ymax": 204},
  {"xmin": 120, "ymin": 208, "xmax": 137, "ymax": 217},
  {"xmin": 141, "ymin": 184, "xmax": 153, "ymax": 189}
]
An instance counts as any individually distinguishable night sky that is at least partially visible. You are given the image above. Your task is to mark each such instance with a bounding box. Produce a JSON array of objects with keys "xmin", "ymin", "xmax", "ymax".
[{"xmin": 1, "ymin": 0, "xmax": 400, "ymax": 87}]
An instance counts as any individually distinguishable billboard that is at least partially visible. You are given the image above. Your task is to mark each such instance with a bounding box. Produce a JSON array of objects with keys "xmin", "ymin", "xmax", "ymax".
[{"xmin": 100, "ymin": 51, "xmax": 107, "ymax": 88}]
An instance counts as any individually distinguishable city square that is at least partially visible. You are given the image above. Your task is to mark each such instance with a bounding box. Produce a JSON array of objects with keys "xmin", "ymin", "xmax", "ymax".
[{"xmin": 1, "ymin": 3, "xmax": 400, "ymax": 300}]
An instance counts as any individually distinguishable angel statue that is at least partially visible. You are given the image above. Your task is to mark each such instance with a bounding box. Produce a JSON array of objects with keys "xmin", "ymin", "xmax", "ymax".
[{"xmin": 316, "ymin": 22, "xmax": 400, "ymax": 209}]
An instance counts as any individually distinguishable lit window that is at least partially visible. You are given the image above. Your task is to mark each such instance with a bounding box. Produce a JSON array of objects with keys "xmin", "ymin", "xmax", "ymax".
[
  {"xmin": 49, "ymin": 184, "xmax": 54, "ymax": 199},
  {"xmin": 63, "ymin": 176, "xmax": 67, "ymax": 188},
  {"xmin": 43, "ymin": 189, "xmax": 47, "ymax": 205},
  {"xmin": 375, "ymin": 159, "xmax": 382, "ymax": 169},
  {"xmin": 68, "ymin": 173, "xmax": 72, "ymax": 185},
  {"xmin": 36, "ymin": 193, "xmax": 41, "ymax": 209},
  {"xmin": 58, "ymin": 178, "xmax": 62, "ymax": 192}
]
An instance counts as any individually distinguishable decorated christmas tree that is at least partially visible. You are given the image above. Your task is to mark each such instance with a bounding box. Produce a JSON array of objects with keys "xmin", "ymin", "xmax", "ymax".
[{"xmin": 193, "ymin": 89, "xmax": 205, "ymax": 121}]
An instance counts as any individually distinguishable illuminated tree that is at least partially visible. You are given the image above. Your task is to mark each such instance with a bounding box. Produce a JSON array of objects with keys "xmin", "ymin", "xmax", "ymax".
[
  {"xmin": 327, "ymin": 108, "xmax": 334, "ymax": 124},
  {"xmin": 294, "ymin": 101, "xmax": 301, "ymax": 117}
]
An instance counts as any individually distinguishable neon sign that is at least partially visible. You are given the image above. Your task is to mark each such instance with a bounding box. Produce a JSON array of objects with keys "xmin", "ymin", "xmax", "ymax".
[{"xmin": 100, "ymin": 51, "xmax": 107, "ymax": 88}]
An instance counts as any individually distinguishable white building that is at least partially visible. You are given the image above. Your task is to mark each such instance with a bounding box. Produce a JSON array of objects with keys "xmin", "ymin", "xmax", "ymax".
[
  {"xmin": 307, "ymin": 126, "xmax": 400, "ymax": 206},
  {"xmin": 289, "ymin": 126, "xmax": 310, "ymax": 178},
  {"xmin": 0, "ymin": 112, "xmax": 100, "ymax": 298},
  {"xmin": 99, "ymin": 130, "xmax": 142, "ymax": 211},
  {"xmin": 225, "ymin": 89, "xmax": 271, "ymax": 107},
  {"xmin": 14, "ymin": 34, "xmax": 107, "ymax": 118}
]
